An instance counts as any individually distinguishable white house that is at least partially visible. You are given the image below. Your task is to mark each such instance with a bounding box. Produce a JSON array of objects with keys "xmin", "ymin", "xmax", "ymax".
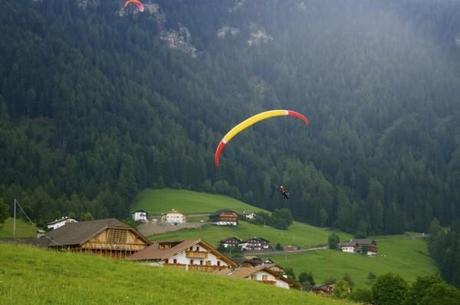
[
  {"xmin": 127, "ymin": 239, "xmax": 236, "ymax": 272},
  {"xmin": 47, "ymin": 216, "xmax": 78, "ymax": 230},
  {"xmin": 161, "ymin": 209, "xmax": 186, "ymax": 224},
  {"xmin": 241, "ymin": 211, "xmax": 257, "ymax": 220},
  {"xmin": 217, "ymin": 264, "xmax": 293, "ymax": 289},
  {"xmin": 132, "ymin": 210, "xmax": 148, "ymax": 222}
]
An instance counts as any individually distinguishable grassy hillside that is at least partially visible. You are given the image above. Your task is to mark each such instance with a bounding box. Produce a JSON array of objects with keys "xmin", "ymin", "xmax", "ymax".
[
  {"xmin": 151, "ymin": 221, "xmax": 351, "ymax": 249},
  {"xmin": 132, "ymin": 188, "xmax": 267, "ymax": 214},
  {"xmin": 0, "ymin": 243, "xmax": 353, "ymax": 305},
  {"xmin": 271, "ymin": 234, "xmax": 437, "ymax": 289},
  {"xmin": 0, "ymin": 218, "xmax": 36, "ymax": 238}
]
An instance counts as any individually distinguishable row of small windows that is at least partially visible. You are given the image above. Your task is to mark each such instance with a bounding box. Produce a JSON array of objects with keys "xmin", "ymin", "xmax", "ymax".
[{"xmin": 166, "ymin": 259, "xmax": 221, "ymax": 266}]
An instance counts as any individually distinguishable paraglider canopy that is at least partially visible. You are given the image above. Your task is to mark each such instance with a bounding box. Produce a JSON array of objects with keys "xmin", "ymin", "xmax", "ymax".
[
  {"xmin": 124, "ymin": 0, "xmax": 145, "ymax": 12},
  {"xmin": 214, "ymin": 109, "xmax": 310, "ymax": 167}
]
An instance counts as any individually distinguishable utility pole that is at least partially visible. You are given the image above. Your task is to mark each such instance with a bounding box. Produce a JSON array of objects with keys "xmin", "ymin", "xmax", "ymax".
[{"xmin": 13, "ymin": 198, "xmax": 16, "ymax": 239}]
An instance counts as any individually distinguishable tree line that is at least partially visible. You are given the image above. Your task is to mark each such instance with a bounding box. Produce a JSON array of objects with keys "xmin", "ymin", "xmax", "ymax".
[{"xmin": 0, "ymin": 0, "xmax": 459, "ymax": 237}]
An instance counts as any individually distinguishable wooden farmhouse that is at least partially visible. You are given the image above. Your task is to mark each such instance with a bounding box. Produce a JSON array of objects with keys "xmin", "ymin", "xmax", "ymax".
[
  {"xmin": 127, "ymin": 239, "xmax": 237, "ymax": 272},
  {"xmin": 339, "ymin": 239, "xmax": 377, "ymax": 256},
  {"xmin": 240, "ymin": 237, "xmax": 272, "ymax": 251},
  {"xmin": 216, "ymin": 264, "xmax": 294, "ymax": 289},
  {"xmin": 219, "ymin": 237, "xmax": 242, "ymax": 249},
  {"xmin": 38, "ymin": 218, "xmax": 149, "ymax": 258},
  {"xmin": 312, "ymin": 283, "xmax": 335, "ymax": 295},
  {"xmin": 209, "ymin": 209, "xmax": 239, "ymax": 226}
]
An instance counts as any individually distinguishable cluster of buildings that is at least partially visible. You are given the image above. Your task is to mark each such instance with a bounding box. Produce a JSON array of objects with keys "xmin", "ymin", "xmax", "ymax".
[
  {"xmin": 131, "ymin": 208, "xmax": 255, "ymax": 227},
  {"xmin": 34, "ymin": 218, "xmax": 294, "ymax": 289},
  {"xmin": 338, "ymin": 239, "xmax": 378, "ymax": 256},
  {"xmin": 220, "ymin": 237, "xmax": 272, "ymax": 252},
  {"xmin": 40, "ymin": 211, "xmax": 379, "ymax": 293}
]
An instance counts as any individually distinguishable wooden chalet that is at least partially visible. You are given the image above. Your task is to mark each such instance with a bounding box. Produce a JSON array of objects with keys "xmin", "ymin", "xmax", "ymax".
[
  {"xmin": 216, "ymin": 264, "xmax": 294, "ymax": 289},
  {"xmin": 219, "ymin": 237, "xmax": 242, "ymax": 249},
  {"xmin": 38, "ymin": 218, "xmax": 149, "ymax": 259},
  {"xmin": 312, "ymin": 283, "xmax": 335, "ymax": 295},
  {"xmin": 240, "ymin": 237, "xmax": 271, "ymax": 251},
  {"xmin": 209, "ymin": 209, "xmax": 239, "ymax": 226},
  {"xmin": 127, "ymin": 239, "xmax": 237, "ymax": 272},
  {"xmin": 339, "ymin": 239, "xmax": 377, "ymax": 256}
]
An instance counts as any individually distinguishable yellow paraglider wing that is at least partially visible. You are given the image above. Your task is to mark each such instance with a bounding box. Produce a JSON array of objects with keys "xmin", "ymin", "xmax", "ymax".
[{"xmin": 214, "ymin": 109, "xmax": 309, "ymax": 167}]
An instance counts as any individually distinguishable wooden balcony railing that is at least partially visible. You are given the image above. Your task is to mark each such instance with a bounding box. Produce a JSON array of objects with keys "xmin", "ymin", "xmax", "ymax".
[{"xmin": 185, "ymin": 251, "xmax": 208, "ymax": 259}]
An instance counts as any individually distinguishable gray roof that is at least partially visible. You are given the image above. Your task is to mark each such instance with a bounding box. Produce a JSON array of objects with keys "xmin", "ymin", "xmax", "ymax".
[
  {"xmin": 339, "ymin": 239, "xmax": 376, "ymax": 247},
  {"xmin": 42, "ymin": 218, "xmax": 147, "ymax": 247}
]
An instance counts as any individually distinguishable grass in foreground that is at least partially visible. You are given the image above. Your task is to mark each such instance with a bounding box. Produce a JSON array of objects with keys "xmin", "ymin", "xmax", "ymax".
[
  {"xmin": 0, "ymin": 218, "xmax": 36, "ymax": 238},
  {"xmin": 0, "ymin": 243, "xmax": 353, "ymax": 305},
  {"xmin": 271, "ymin": 234, "xmax": 437, "ymax": 289},
  {"xmin": 151, "ymin": 221, "xmax": 351, "ymax": 248},
  {"xmin": 131, "ymin": 188, "xmax": 266, "ymax": 215}
]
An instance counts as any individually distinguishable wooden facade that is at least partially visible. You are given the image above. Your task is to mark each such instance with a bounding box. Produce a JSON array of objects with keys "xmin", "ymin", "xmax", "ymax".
[{"xmin": 42, "ymin": 218, "xmax": 150, "ymax": 259}]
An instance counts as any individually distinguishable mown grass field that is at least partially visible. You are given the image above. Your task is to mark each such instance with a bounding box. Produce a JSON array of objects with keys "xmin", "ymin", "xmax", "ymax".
[
  {"xmin": 271, "ymin": 234, "xmax": 437, "ymax": 289},
  {"xmin": 0, "ymin": 218, "xmax": 36, "ymax": 238},
  {"xmin": 0, "ymin": 243, "xmax": 353, "ymax": 305},
  {"xmin": 131, "ymin": 188, "xmax": 267, "ymax": 214},
  {"xmin": 151, "ymin": 221, "xmax": 351, "ymax": 249}
]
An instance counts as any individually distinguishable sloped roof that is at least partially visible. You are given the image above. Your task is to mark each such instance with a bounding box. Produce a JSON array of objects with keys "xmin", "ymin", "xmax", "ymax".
[
  {"xmin": 127, "ymin": 239, "xmax": 236, "ymax": 267},
  {"xmin": 220, "ymin": 236, "xmax": 242, "ymax": 243},
  {"xmin": 42, "ymin": 218, "xmax": 149, "ymax": 247},
  {"xmin": 209, "ymin": 209, "xmax": 239, "ymax": 217},
  {"xmin": 217, "ymin": 264, "xmax": 294, "ymax": 286},
  {"xmin": 47, "ymin": 216, "xmax": 77, "ymax": 226},
  {"xmin": 339, "ymin": 239, "xmax": 376, "ymax": 247}
]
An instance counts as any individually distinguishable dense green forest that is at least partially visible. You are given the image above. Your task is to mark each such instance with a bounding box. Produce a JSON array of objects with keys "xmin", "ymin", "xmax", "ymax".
[
  {"xmin": 1, "ymin": 0, "xmax": 460, "ymax": 240},
  {"xmin": 428, "ymin": 220, "xmax": 460, "ymax": 288}
]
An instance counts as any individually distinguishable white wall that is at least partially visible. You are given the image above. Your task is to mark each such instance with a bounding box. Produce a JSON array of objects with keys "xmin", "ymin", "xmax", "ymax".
[
  {"xmin": 166, "ymin": 244, "xmax": 229, "ymax": 267},
  {"xmin": 252, "ymin": 271, "xmax": 290, "ymax": 289}
]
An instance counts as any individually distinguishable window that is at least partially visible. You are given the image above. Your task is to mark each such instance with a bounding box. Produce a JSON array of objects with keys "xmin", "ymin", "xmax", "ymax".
[
  {"xmin": 262, "ymin": 275, "xmax": 268, "ymax": 281},
  {"xmin": 173, "ymin": 259, "xmax": 177, "ymax": 264},
  {"xmin": 200, "ymin": 260, "xmax": 203, "ymax": 265},
  {"xmin": 190, "ymin": 260, "xmax": 194, "ymax": 265},
  {"xmin": 217, "ymin": 261, "xmax": 221, "ymax": 266},
  {"xmin": 196, "ymin": 246, "xmax": 200, "ymax": 251},
  {"xmin": 206, "ymin": 260, "xmax": 212, "ymax": 265}
]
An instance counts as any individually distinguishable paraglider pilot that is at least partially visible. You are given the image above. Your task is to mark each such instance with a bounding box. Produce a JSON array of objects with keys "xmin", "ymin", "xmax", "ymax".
[{"xmin": 279, "ymin": 185, "xmax": 289, "ymax": 199}]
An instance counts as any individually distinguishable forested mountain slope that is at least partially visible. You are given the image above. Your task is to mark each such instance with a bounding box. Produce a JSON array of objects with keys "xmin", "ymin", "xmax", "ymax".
[{"xmin": 1, "ymin": 0, "xmax": 460, "ymax": 235}]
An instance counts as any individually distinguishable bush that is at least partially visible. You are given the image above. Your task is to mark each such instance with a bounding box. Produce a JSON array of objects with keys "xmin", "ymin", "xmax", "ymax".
[{"xmin": 372, "ymin": 273, "xmax": 408, "ymax": 305}]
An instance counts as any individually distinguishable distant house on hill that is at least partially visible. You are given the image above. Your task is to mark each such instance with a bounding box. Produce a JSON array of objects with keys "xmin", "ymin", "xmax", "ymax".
[
  {"xmin": 38, "ymin": 218, "xmax": 149, "ymax": 259},
  {"xmin": 240, "ymin": 237, "xmax": 271, "ymax": 251},
  {"xmin": 219, "ymin": 237, "xmax": 242, "ymax": 249},
  {"xmin": 209, "ymin": 209, "xmax": 238, "ymax": 226},
  {"xmin": 312, "ymin": 283, "xmax": 335, "ymax": 295},
  {"xmin": 339, "ymin": 239, "xmax": 377, "ymax": 256},
  {"xmin": 241, "ymin": 211, "xmax": 257, "ymax": 220},
  {"xmin": 127, "ymin": 239, "xmax": 237, "ymax": 272},
  {"xmin": 216, "ymin": 264, "xmax": 293, "ymax": 289},
  {"xmin": 161, "ymin": 209, "xmax": 186, "ymax": 225},
  {"xmin": 47, "ymin": 216, "xmax": 78, "ymax": 230},
  {"xmin": 132, "ymin": 210, "xmax": 148, "ymax": 222}
]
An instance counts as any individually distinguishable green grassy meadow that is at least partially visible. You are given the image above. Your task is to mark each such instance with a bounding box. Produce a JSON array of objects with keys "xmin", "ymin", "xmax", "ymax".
[
  {"xmin": 271, "ymin": 234, "xmax": 437, "ymax": 289},
  {"xmin": 131, "ymin": 188, "xmax": 267, "ymax": 214},
  {"xmin": 0, "ymin": 243, "xmax": 353, "ymax": 305},
  {"xmin": 0, "ymin": 218, "xmax": 36, "ymax": 238},
  {"xmin": 151, "ymin": 221, "xmax": 351, "ymax": 249}
]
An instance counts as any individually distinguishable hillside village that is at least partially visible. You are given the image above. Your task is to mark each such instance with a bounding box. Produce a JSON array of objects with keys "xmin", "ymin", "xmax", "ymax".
[{"xmin": 5, "ymin": 204, "xmax": 383, "ymax": 295}]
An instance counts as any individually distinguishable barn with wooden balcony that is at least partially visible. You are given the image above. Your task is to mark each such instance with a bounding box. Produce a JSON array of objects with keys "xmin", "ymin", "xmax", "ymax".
[
  {"xmin": 127, "ymin": 239, "xmax": 237, "ymax": 272},
  {"xmin": 39, "ymin": 218, "xmax": 150, "ymax": 259}
]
